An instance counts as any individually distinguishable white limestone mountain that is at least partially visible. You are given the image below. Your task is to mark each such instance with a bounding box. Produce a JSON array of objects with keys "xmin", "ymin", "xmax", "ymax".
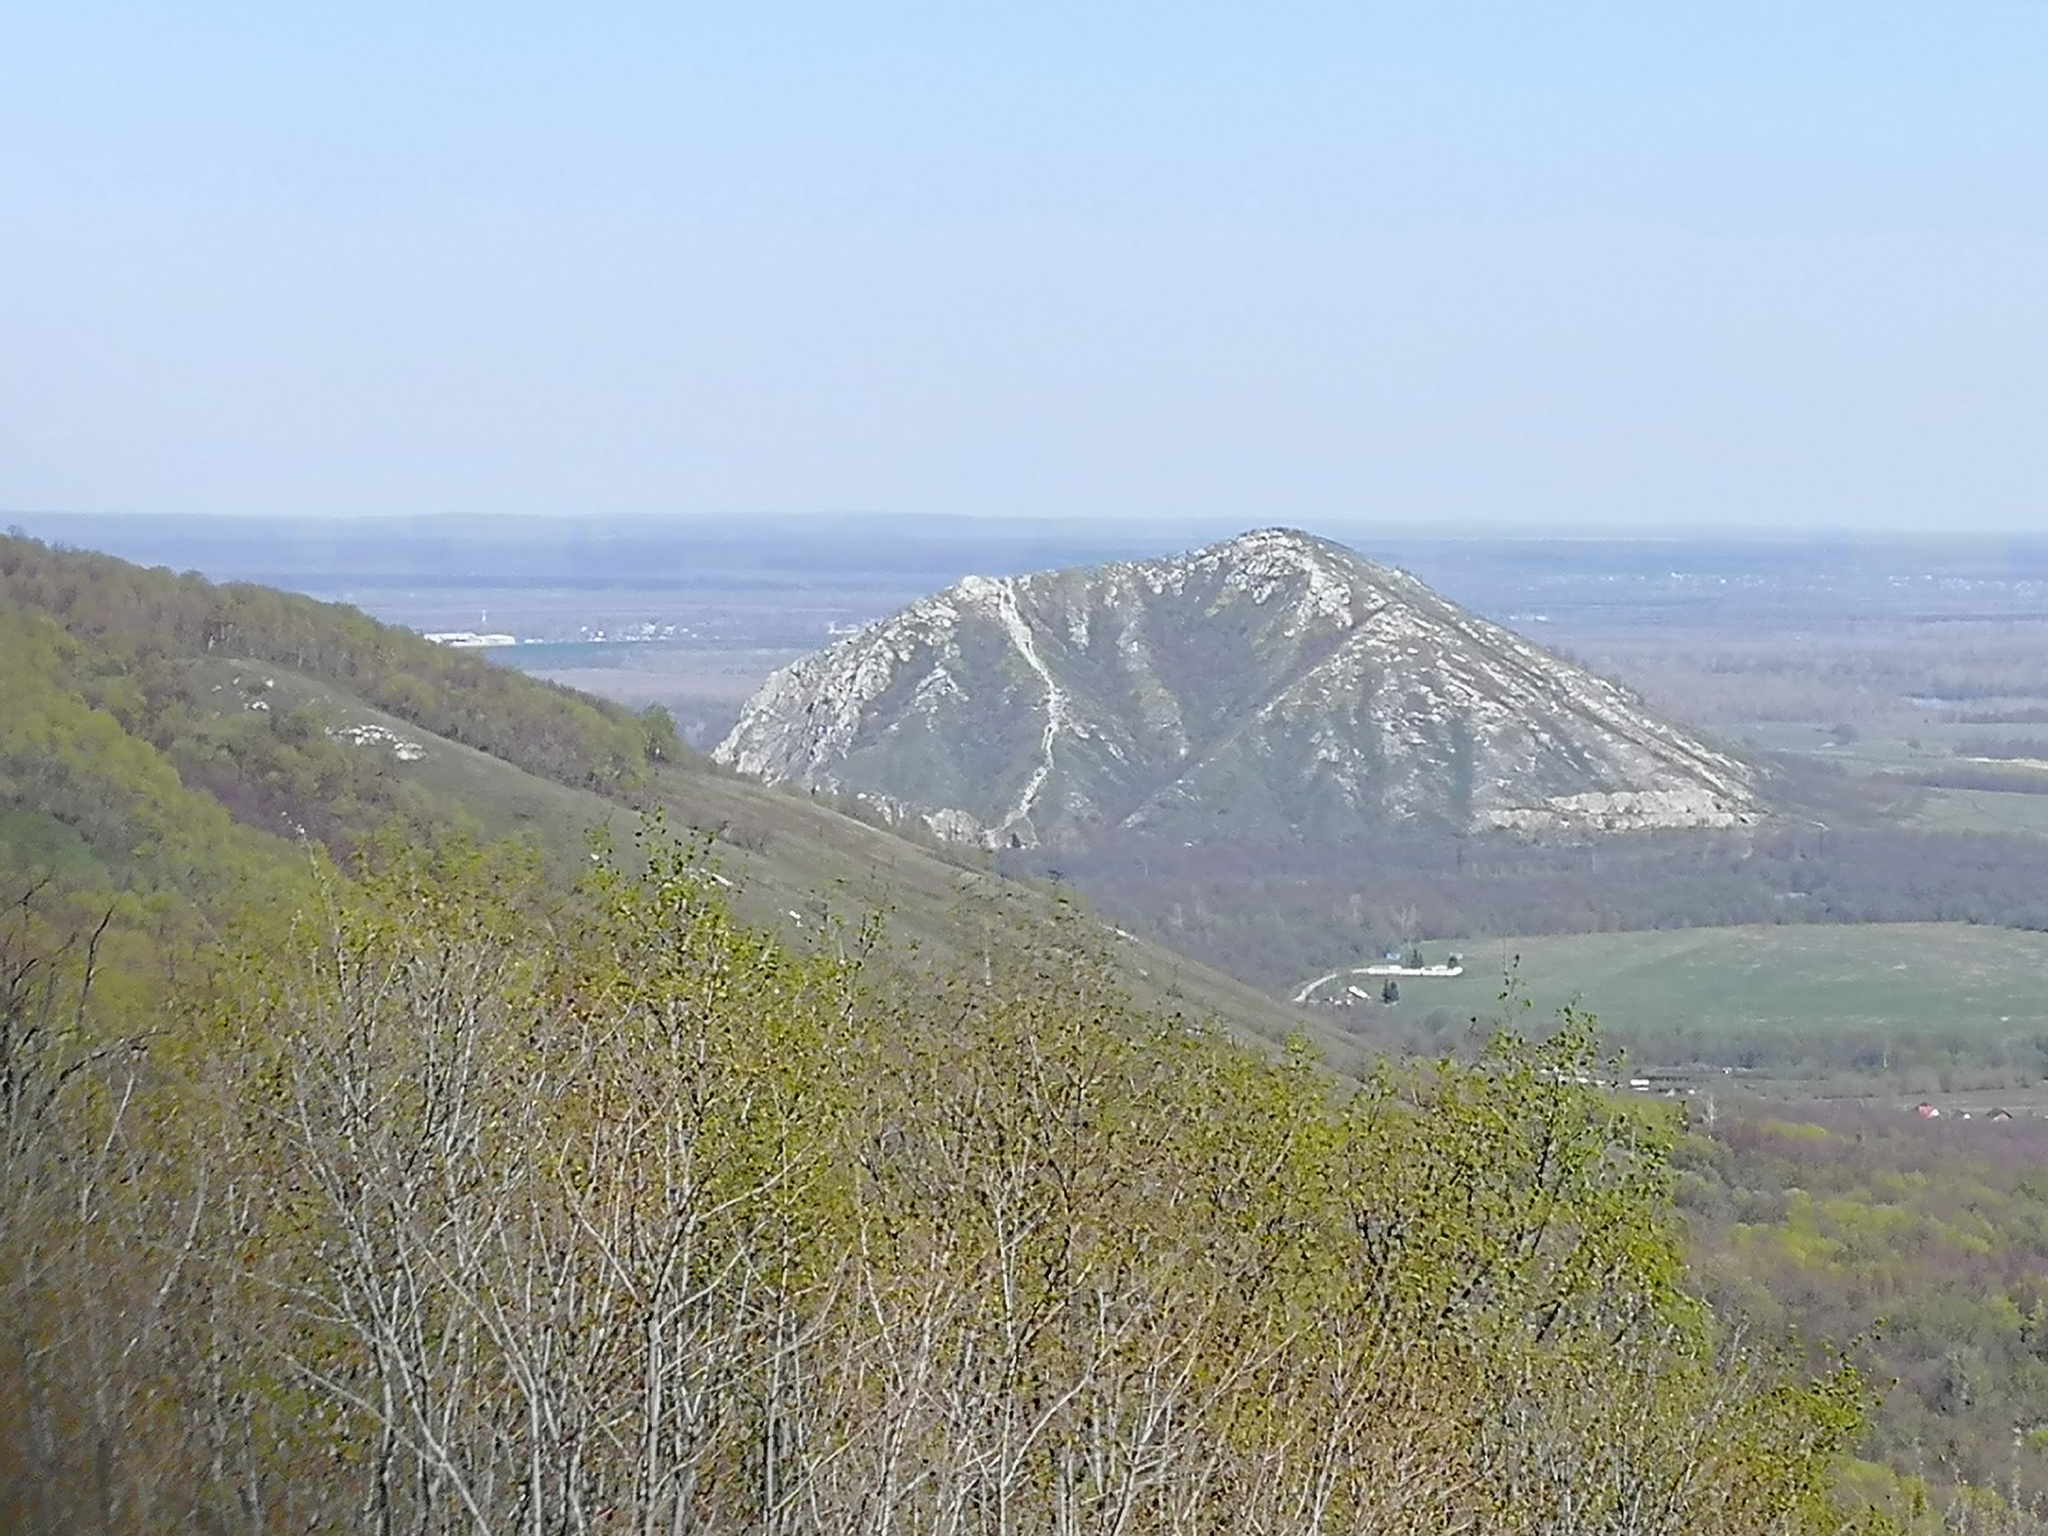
[{"xmin": 715, "ymin": 529, "xmax": 1761, "ymax": 849}]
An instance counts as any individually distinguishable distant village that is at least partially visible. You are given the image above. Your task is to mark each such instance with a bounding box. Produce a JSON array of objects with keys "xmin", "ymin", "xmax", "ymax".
[
  {"xmin": 422, "ymin": 629, "xmax": 517, "ymax": 648},
  {"xmin": 1292, "ymin": 949, "xmax": 1465, "ymax": 1006}
]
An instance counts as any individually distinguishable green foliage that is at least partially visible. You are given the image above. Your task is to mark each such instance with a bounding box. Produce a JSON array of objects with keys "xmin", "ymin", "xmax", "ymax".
[
  {"xmin": 0, "ymin": 529, "xmax": 660, "ymax": 918},
  {"xmin": 1287, "ymin": 922, "xmax": 2048, "ymax": 1093},
  {"xmin": 0, "ymin": 529, "xmax": 1320, "ymax": 1072},
  {"xmin": 0, "ymin": 603, "xmax": 318, "ymax": 953},
  {"xmin": 1, "ymin": 830, "xmax": 1873, "ymax": 1531},
  {"xmin": 0, "ymin": 530, "xmax": 1920, "ymax": 1526},
  {"xmin": 1684, "ymin": 1107, "xmax": 2048, "ymax": 1516},
  {"xmin": 640, "ymin": 702, "xmax": 682, "ymax": 762},
  {"xmin": 0, "ymin": 531, "xmax": 669, "ymax": 800}
]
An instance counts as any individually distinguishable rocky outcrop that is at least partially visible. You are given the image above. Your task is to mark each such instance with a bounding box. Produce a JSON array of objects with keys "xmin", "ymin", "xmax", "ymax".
[{"xmin": 716, "ymin": 529, "xmax": 1761, "ymax": 847}]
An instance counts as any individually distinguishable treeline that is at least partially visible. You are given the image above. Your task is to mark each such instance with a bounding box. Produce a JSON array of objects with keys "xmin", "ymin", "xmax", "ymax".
[
  {"xmin": 1294, "ymin": 996, "xmax": 2048, "ymax": 1099},
  {"xmin": 1024, "ymin": 817, "xmax": 2048, "ymax": 998},
  {"xmin": 1569, "ymin": 618, "xmax": 2048, "ymax": 726},
  {"xmin": 1955, "ymin": 737, "xmax": 2048, "ymax": 763},
  {"xmin": 1951, "ymin": 709, "xmax": 2048, "ymax": 727},
  {"xmin": 0, "ymin": 533, "xmax": 676, "ymax": 800},
  {"xmin": 1899, "ymin": 765, "xmax": 2048, "ymax": 796},
  {"xmin": 1, "ymin": 836, "xmax": 1875, "ymax": 1534}
]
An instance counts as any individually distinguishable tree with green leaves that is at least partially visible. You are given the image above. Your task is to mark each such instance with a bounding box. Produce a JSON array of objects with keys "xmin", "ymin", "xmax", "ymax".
[{"xmin": 2, "ymin": 826, "xmax": 1886, "ymax": 1533}]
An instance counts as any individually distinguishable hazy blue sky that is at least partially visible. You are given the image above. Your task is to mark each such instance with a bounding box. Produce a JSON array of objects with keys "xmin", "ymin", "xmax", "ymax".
[{"xmin": 4, "ymin": 3, "xmax": 2044, "ymax": 529}]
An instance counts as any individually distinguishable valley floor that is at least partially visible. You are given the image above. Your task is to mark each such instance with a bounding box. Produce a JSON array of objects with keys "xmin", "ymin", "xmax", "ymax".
[{"xmin": 1302, "ymin": 921, "xmax": 2048, "ymax": 1106}]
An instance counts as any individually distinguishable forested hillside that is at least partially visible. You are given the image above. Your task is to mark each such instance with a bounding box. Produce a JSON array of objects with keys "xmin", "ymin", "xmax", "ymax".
[
  {"xmin": 3, "ymin": 530, "xmax": 2044, "ymax": 1530},
  {"xmin": 0, "ymin": 530, "xmax": 683, "ymax": 1073},
  {"xmin": 1685, "ymin": 1108, "xmax": 2048, "ymax": 1512},
  {"xmin": 0, "ymin": 533, "xmax": 667, "ymax": 799},
  {"xmin": 0, "ymin": 532, "xmax": 1313, "ymax": 1055},
  {"xmin": 3, "ymin": 833, "xmax": 1873, "ymax": 1532}
]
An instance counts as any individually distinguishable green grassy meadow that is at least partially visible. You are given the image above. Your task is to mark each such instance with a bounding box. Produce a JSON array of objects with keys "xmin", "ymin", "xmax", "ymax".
[
  {"xmin": 1350, "ymin": 922, "xmax": 2048, "ymax": 1097},
  {"xmin": 1735, "ymin": 715, "xmax": 2048, "ymax": 839},
  {"xmin": 1903, "ymin": 786, "xmax": 2048, "ymax": 838}
]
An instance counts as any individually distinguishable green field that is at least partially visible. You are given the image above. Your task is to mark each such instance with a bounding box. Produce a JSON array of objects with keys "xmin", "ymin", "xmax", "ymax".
[
  {"xmin": 1331, "ymin": 922, "xmax": 2048, "ymax": 1095},
  {"xmin": 1733, "ymin": 716, "xmax": 2048, "ymax": 839},
  {"xmin": 1903, "ymin": 786, "xmax": 2048, "ymax": 839}
]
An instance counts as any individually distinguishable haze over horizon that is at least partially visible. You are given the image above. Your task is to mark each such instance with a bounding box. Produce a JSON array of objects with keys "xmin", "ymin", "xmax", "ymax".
[{"xmin": 5, "ymin": 4, "xmax": 2044, "ymax": 533}]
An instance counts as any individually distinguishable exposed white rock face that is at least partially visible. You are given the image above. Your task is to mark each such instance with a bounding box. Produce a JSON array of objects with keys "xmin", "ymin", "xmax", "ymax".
[
  {"xmin": 715, "ymin": 529, "xmax": 1761, "ymax": 848},
  {"xmin": 1483, "ymin": 789, "xmax": 1750, "ymax": 833}
]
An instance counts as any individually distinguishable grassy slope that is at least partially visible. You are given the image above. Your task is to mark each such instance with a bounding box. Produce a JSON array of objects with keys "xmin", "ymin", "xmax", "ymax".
[
  {"xmin": 159, "ymin": 657, "xmax": 1333, "ymax": 1062},
  {"xmin": 641, "ymin": 762, "xmax": 1332, "ymax": 1059},
  {"xmin": 182, "ymin": 656, "xmax": 625, "ymax": 871},
  {"xmin": 0, "ymin": 532, "xmax": 1328, "ymax": 1063}
]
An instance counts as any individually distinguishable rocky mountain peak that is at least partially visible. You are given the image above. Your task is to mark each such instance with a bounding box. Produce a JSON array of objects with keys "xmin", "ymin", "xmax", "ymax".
[{"xmin": 715, "ymin": 531, "xmax": 1761, "ymax": 849}]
